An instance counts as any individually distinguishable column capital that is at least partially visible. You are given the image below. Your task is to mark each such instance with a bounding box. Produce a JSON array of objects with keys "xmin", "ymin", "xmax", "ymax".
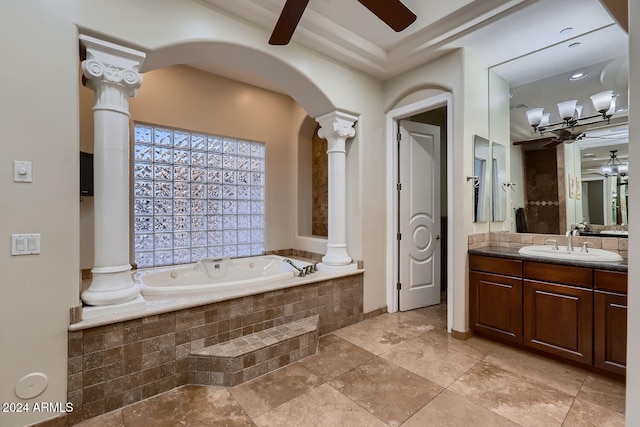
[
  {"xmin": 80, "ymin": 35, "xmax": 146, "ymax": 105},
  {"xmin": 316, "ymin": 111, "xmax": 358, "ymax": 141}
]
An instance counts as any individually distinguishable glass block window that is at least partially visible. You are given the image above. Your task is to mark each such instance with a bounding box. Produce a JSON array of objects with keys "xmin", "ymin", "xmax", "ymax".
[{"xmin": 133, "ymin": 123, "xmax": 265, "ymax": 268}]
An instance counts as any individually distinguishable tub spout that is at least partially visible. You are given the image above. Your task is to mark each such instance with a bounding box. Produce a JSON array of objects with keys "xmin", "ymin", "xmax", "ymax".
[{"xmin": 283, "ymin": 259, "xmax": 305, "ymax": 277}]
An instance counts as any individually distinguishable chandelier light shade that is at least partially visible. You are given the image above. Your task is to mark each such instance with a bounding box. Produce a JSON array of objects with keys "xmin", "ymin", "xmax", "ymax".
[
  {"xmin": 525, "ymin": 108, "xmax": 544, "ymax": 127},
  {"xmin": 602, "ymin": 150, "xmax": 628, "ymax": 177},
  {"xmin": 590, "ymin": 90, "xmax": 614, "ymax": 114},
  {"xmin": 557, "ymin": 100, "xmax": 578, "ymax": 121},
  {"xmin": 524, "ymin": 88, "xmax": 618, "ymax": 137}
]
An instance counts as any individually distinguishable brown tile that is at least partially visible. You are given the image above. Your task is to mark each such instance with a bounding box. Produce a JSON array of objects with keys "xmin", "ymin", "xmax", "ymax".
[
  {"xmin": 333, "ymin": 311, "xmax": 435, "ymax": 355},
  {"xmin": 577, "ymin": 374, "xmax": 626, "ymax": 414},
  {"xmin": 449, "ymin": 361, "xmax": 573, "ymax": 427},
  {"xmin": 122, "ymin": 385, "xmax": 254, "ymax": 427},
  {"xmin": 229, "ymin": 363, "xmax": 323, "ymax": 418},
  {"xmin": 563, "ymin": 397, "xmax": 625, "ymax": 426},
  {"xmin": 254, "ymin": 383, "xmax": 386, "ymax": 427},
  {"xmin": 402, "ymin": 390, "xmax": 518, "ymax": 427},
  {"xmin": 329, "ymin": 358, "xmax": 443, "ymax": 426},
  {"xmin": 381, "ymin": 333, "xmax": 479, "ymax": 387},
  {"xmin": 484, "ymin": 345, "xmax": 587, "ymax": 396},
  {"xmin": 74, "ymin": 408, "xmax": 124, "ymax": 427},
  {"xmin": 419, "ymin": 327, "xmax": 499, "ymax": 359}
]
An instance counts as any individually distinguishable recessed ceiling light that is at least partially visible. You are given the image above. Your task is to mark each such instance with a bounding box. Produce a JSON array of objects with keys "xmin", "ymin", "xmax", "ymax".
[
  {"xmin": 617, "ymin": 108, "xmax": 628, "ymax": 113},
  {"xmin": 569, "ymin": 42, "xmax": 581, "ymax": 48},
  {"xmin": 560, "ymin": 27, "xmax": 574, "ymax": 35},
  {"xmin": 583, "ymin": 153, "xmax": 596, "ymax": 158},
  {"xmin": 569, "ymin": 72, "xmax": 587, "ymax": 81}
]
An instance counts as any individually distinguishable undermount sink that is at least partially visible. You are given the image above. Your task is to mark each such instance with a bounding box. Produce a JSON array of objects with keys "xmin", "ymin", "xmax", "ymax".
[{"xmin": 518, "ymin": 245, "xmax": 623, "ymax": 262}]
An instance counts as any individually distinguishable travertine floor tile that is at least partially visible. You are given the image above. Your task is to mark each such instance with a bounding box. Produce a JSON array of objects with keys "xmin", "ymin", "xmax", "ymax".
[
  {"xmin": 381, "ymin": 333, "xmax": 478, "ymax": 387},
  {"xmin": 74, "ymin": 409, "xmax": 124, "ymax": 427},
  {"xmin": 419, "ymin": 327, "xmax": 500, "ymax": 360},
  {"xmin": 576, "ymin": 374, "xmax": 626, "ymax": 414},
  {"xmin": 449, "ymin": 361, "xmax": 573, "ymax": 427},
  {"xmin": 401, "ymin": 390, "xmax": 518, "ymax": 427},
  {"xmin": 483, "ymin": 346, "xmax": 586, "ymax": 396},
  {"xmin": 253, "ymin": 383, "xmax": 387, "ymax": 427},
  {"xmin": 121, "ymin": 385, "xmax": 254, "ymax": 427},
  {"xmin": 333, "ymin": 311, "xmax": 435, "ymax": 355},
  {"xmin": 300, "ymin": 334, "xmax": 375, "ymax": 380},
  {"xmin": 229, "ymin": 363, "xmax": 323, "ymax": 418},
  {"xmin": 329, "ymin": 357, "xmax": 442, "ymax": 426},
  {"xmin": 563, "ymin": 397, "xmax": 625, "ymax": 426}
]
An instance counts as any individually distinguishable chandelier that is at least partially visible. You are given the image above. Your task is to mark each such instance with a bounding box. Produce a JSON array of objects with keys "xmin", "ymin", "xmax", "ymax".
[
  {"xmin": 525, "ymin": 90, "xmax": 617, "ymax": 136},
  {"xmin": 602, "ymin": 150, "xmax": 628, "ymax": 177}
]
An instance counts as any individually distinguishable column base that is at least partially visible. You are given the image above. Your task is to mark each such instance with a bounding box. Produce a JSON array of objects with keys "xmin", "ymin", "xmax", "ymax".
[
  {"xmin": 316, "ymin": 262, "xmax": 358, "ymax": 273},
  {"xmin": 82, "ymin": 266, "xmax": 141, "ymax": 306},
  {"xmin": 322, "ymin": 244, "xmax": 352, "ymax": 266},
  {"xmin": 82, "ymin": 294, "xmax": 146, "ymax": 321}
]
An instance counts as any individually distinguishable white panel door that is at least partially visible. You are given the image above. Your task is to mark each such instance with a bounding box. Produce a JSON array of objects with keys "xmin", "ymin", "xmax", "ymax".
[{"xmin": 398, "ymin": 120, "xmax": 441, "ymax": 311}]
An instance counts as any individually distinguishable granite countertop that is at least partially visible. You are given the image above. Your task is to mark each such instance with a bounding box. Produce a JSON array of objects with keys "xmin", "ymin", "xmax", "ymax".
[{"xmin": 469, "ymin": 246, "xmax": 628, "ymax": 272}]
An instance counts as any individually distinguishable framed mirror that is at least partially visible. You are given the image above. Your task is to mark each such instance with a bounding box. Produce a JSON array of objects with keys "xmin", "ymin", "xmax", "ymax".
[
  {"xmin": 486, "ymin": 15, "xmax": 629, "ymax": 234},
  {"xmin": 473, "ymin": 135, "xmax": 491, "ymax": 222}
]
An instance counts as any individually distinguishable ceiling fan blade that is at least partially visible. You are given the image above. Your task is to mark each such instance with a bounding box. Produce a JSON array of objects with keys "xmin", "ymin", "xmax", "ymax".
[
  {"xmin": 269, "ymin": 0, "xmax": 310, "ymax": 45},
  {"xmin": 512, "ymin": 137, "xmax": 556, "ymax": 146},
  {"xmin": 542, "ymin": 139, "xmax": 564, "ymax": 148},
  {"xmin": 357, "ymin": 0, "xmax": 417, "ymax": 32}
]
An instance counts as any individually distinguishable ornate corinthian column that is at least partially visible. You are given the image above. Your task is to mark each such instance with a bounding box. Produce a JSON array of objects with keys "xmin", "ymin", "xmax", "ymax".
[
  {"xmin": 80, "ymin": 35, "xmax": 145, "ymax": 309},
  {"xmin": 316, "ymin": 111, "xmax": 358, "ymax": 267}
]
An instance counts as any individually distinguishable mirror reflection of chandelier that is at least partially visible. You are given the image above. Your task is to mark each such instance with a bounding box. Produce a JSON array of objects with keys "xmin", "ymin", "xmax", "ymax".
[
  {"xmin": 602, "ymin": 150, "xmax": 628, "ymax": 177},
  {"xmin": 525, "ymin": 90, "xmax": 617, "ymax": 136}
]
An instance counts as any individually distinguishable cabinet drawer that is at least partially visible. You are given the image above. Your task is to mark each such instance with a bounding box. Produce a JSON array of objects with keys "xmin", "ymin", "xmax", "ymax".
[
  {"xmin": 523, "ymin": 261, "xmax": 592, "ymax": 288},
  {"xmin": 594, "ymin": 270, "xmax": 627, "ymax": 294},
  {"xmin": 470, "ymin": 255, "xmax": 522, "ymax": 277}
]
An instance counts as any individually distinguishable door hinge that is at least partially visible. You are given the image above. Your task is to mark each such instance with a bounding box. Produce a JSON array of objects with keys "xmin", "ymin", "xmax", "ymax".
[
  {"xmin": 396, "ymin": 233, "xmax": 401, "ymax": 240},
  {"xmin": 397, "ymin": 282, "xmax": 402, "ymax": 290},
  {"xmin": 396, "ymin": 183, "xmax": 402, "ymax": 191}
]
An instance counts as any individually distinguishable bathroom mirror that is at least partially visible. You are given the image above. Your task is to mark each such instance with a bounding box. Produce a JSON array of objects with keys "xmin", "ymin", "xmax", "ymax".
[
  {"xmin": 491, "ymin": 142, "xmax": 506, "ymax": 221},
  {"xmin": 486, "ymin": 16, "xmax": 629, "ymax": 233},
  {"xmin": 473, "ymin": 135, "xmax": 491, "ymax": 222}
]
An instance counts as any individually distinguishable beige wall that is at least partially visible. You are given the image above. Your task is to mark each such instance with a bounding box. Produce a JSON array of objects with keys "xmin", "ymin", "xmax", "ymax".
[
  {"xmin": 383, "ymin": 49, "xmax": 490, "ymax": 332},
  {"xmin": 80, "ymin": 65, "xmax": 306, "ymax": 269},
  {"xmin": 0, "ymin": 2, "xmax": 79, "ymax": 426}
]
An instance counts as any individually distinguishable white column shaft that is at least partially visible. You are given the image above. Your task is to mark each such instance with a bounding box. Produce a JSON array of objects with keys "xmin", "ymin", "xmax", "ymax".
[
  {"xmin": 316, "ymin": 111, "xmax": 358, "ymax": 267},
  {"xmin": 80, "ymin": 35, "xmax": 145, "ymax": 306}
]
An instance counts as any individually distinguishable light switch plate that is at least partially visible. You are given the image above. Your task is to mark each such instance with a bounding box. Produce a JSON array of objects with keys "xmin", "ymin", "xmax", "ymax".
[
  {"xmin": 11, "ymin": 234, "xmax": 40, "ymax": 255},
  {"xmin": 14, "ymin": 161, "xmax": 33, "ymax": 182}
]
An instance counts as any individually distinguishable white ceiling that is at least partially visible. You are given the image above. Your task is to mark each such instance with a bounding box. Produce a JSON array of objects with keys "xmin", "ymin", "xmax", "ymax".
[{"xmin": 196, "ymin": 0, "xmax": 629, "ymax": 161}]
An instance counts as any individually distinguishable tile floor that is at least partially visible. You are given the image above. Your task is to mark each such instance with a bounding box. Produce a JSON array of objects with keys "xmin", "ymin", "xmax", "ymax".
[{"xmin": 74, "ymin": 304, "xmax": 626, "ymax": 426}]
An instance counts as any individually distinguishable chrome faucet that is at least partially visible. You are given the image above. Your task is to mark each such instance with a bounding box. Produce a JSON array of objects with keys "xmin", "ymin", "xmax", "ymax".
[
  {"xmin": 283, "ymin": 259, "xmax": 305, "ymax": 277},
  {"xmin": 566, "ymin": 229, "xmax": 579, "ymax": 252}
]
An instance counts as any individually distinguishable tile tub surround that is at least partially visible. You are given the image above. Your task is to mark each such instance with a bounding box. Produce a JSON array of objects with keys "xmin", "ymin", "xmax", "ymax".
[
  {"xmin": 468, "ymin": 231, "xmax": 628, "ymax": 258},
  {"xmin": 66, "ymin": 274, "xmax": 363, "ymax": 425}
]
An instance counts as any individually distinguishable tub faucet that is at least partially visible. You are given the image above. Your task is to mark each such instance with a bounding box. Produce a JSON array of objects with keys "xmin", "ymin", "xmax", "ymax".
[
  {"xmin": 566, "ymin": 229, "xmax": 579, "ymax": 252},
  {"xmin": 283, "ymin": 259, "xmax": 305, "ymax": 277}
]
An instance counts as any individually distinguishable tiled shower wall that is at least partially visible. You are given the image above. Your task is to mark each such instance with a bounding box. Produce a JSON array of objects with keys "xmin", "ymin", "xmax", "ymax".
[{"xmin": 65, "ymin": 274, "xmax": 363, "ymax": 425}]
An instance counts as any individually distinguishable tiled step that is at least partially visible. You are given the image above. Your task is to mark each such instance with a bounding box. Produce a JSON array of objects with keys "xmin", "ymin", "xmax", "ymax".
[{"xmin": 188, "ymin": 315, "xmax": 319, "ymax": 386}]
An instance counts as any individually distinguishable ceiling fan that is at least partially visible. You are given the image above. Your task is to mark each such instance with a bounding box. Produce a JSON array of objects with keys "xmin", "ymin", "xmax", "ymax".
[
  {"xmin": 269, "ymin": 0, "xmax": 417, "ymax": 45},
  {"xmin": 513, "ymin": 128, "xmax": 587, "ymax": 149}
]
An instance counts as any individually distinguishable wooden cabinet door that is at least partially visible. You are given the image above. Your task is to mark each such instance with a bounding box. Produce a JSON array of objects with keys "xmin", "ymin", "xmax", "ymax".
[
  {"xmin": 470, "ymin": 272, "xmax": 522, "ymax": 343},
  {"xmin": 594, "ymin": 291, "xmax": 627, "ymax": 375},
  {"xmin": 523, "ymin": 280, "xmax": 593, "ymax": 364}
]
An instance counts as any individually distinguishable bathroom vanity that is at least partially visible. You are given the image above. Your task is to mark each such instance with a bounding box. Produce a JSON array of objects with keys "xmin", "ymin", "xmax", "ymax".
[{"xmin": 469, "ymin": 246, "xmax": 628, "ymax": 376}]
